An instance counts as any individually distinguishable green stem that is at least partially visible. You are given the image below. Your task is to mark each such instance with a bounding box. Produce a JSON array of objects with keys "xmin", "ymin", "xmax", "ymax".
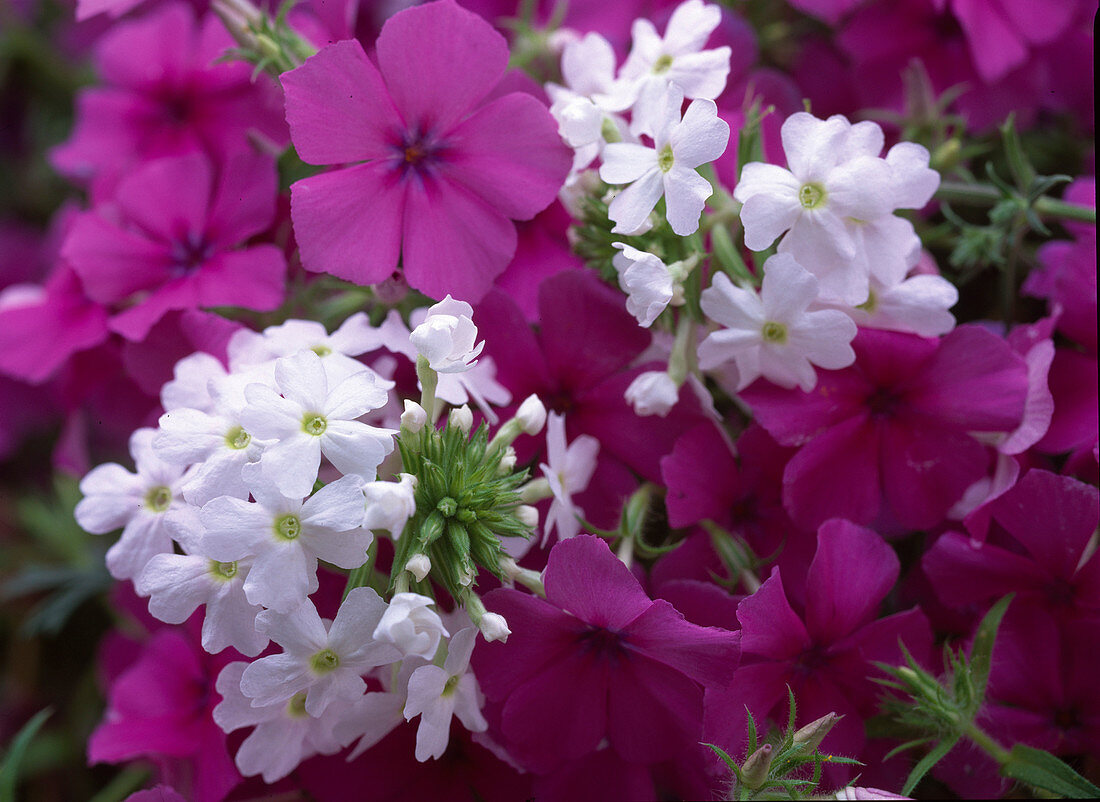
[
  {"xmin": 935, "ymin": 181, "xmax": 1096, "ymax": 224},
  {"xmin": 964, "ymin": 721, "xmax": 1011, "ymax": 767},
  {"xmin": 416, "ymin": 355, "xmax": 439, "ymax": 422}
]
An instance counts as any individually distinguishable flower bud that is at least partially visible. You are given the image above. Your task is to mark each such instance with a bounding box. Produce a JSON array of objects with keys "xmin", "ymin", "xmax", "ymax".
[
  {"xmin": 373, "ymin": 592, "xmax": 448, "ymax": 659},
  {"xmin": 362, "ymin": 473, "xmax": 418, "ymax": 537},
  {"xmin": 516, "ymin": 504, "xmax": 539, "ymax": 530},
  {"xmin": 478, "ymin": 612, "xmax": 511, "ymax": 643},
  {"xmin": 793, "ymin": 712, "xmax": 841, "ymax": 754},
  {"xmin": 401, "ymin": 399, "xmax": 427, "ymax": 432},
  {"xmin": 404, "ymin": 554, "xmax": 432, "ymax": 582},
  {"xmin": 448, "ymin": 404, "xmax": 474, "ymax": 433},
  {"xmin": 740, "ymin": 743, "xmax": 773, "ymax": 789},
  {"xmin": 498, "ymin": 446, "xmax": 517, "ymax": 474},
  {"xmin": 624, "ymin": 370, "xmax": 678, "ymax": 417},
  {"xmin": 410, "ymin": 296, "xmax": 484, "ymax": 374},
  {"xmin": 515, "ymin": 394, "xmax": 547, "ymax": 435}
]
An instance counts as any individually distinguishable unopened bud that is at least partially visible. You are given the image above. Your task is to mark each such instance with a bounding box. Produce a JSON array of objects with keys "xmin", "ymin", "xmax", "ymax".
[
  {"xmin": 478, "ymin": 612, "xmax": 511, "ymax": 643},
  {"xmin": 405, "ymin": 554, "xmax": 431, "ymax": 582},
  {"xmin": 449, "ymin": 404, "xmax": 473, "ymax": 433},
  {"xmin": 515, "ymin": 394, "xmax": 547, "ymax": 435},
  {"xmin": 740, "ymin": 743, "xmax": 773, "ymax": 789},
  {"xmin": 516, "ymin": 504, "xmax": 539, "ymax": 530},
  {"xmin": 457, "ymin": 564, "xmax": 477, "ymax": 587},
  {"xmin": 793, "ymin": 712, "xmax": 841, "ymax": 754},
  {"xmin": 498, "ymin": 446, "xmax": 517, "ymax": 474},
  {"xmin": 401, "ymin": 399, "xmax": 427, "ymax": 432}
]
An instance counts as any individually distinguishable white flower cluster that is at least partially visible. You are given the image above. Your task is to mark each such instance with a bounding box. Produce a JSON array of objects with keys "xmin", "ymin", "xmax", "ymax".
[
  {"xmin": 74, "ymin": 309, "xmax": 505, "ymax": 781},
  {"xmin": 697, "ymin": 112, "xmax": 956, "ymax": 394},
  {"xmin": 548, "ymin": 0, "xmax": 731, "ymax": 237}
]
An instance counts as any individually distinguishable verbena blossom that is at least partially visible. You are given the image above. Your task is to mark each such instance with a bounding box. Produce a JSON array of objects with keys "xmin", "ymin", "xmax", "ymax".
[
  {"xmin": 611, "ymin": 243, "xmax": 678, "ymax": 327},
  {"xmin": 540, "ymin": 412, "xmax": 600, "ymax": 543},
  {"xmin": 698, "ymin": 254, "xmax": 858, "ymax": 392},
  {"xmin": 410, "ymin": 295, "xmax": 485, "ymax": 373},
  {"xmin": 281, "ymin": 0, "xmax": 571, "ymax": 300},
  {"xmin": 600, "ymin": 84, "xmax": 730, "ymax": 235}
]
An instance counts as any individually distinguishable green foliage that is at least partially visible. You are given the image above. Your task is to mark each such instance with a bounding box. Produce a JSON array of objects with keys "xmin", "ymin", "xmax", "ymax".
[{"xmin": 0, "ymin": 708, "xmax": 52, "ymax": 802}]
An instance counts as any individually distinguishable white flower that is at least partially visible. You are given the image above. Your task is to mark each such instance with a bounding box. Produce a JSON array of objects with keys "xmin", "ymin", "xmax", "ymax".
[
  {"xmin": 434, "ymin": 355, "xmax": 512, "ymax": 425},
  {"xmin": 75, "ymin": 428, "xmax": 190, "ymax": 581},
  {"xmin": 600, "ymin": 84, "xmax": 729, "ymax": 235},
  {"xmin": 403, "ymin": 627, "xmax": 488, "ymax": 761},
  {"xmin": 540, "ymin": 412, "xmax": 599, "ymax": 544},
  {"xmin": 831, "ymin": 272, "xmax": 958, "ymax": 338},
  {"xmin": 373, "ymin": 592, "xmax": 449, "ymax": 660},
  {"xmin": 241, "ymin": 588, "xmax": 402, "ymax": 716},
  {"xmin": 362, "ymin": 473, "xmax": 418, "ymax": 537},
  {"xmin": 618, "ymin": 0, "xmax": 732, "ymax": 136},
  {"xmin": 625, "ymin": 370, "xmax": 680, "ymax": 416},
  {"xmin": 240, "ymin": 349, "xmax": 396, "ymax": 498},
  {"xmin": 410, "ymin": 295, "xmax": 484, "ymax": 374},
  {"xmin": 213, "ymin": 662, "xmax": 350, "ymax": 783},
  {"xmin": 546, "ymin": 33, "xmax": 633, "ymax": 150},
  {"xmin": 698, "ymin": 255, "xmax": 858, "ymax": 392},
  {"xmin": 404, "ymin": 554, "xmax": 432, "ymax": 582},
  {"xmin": 160, "ymin": 352, "xmax": 228, "ymax": 413},
  {"xmin": 200, "ymin": 468, "xmax": 372, "ymax": 613},
  {"xmin": 612, "ymin": 243, "xmax": 676, "ymax": 326},
  {"xmin": 136, "ymin": 547, "xmax": 268, "ymax": 656},
  {"xmin": 734, "ymin": 112, "xmax": 939, "ymax": 306}
]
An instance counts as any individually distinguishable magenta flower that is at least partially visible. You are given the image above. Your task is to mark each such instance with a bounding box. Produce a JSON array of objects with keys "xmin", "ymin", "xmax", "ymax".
[
  {"xmin": 741, "ymin": 326, "xmax": 1029, "ymax": 532},
  {"xmin": 473, "ymin": 535, "xmax": 740, "ymax": 768},
  {"xmin": 705, "ymin": 519, "xmax": 932, "ymax": 775},
  {"xmin": 62, "ymin": 151, "xmax": 286, "ymax": 341},
  {"xmin": 923, "ymin": 469, "xmax": 1100, "ymax": 622},
  {"xmin": 282, "ymin": 0, "xmax": 571, "ymax": 301},
  {"xmin": 50, "ymin": 2, "xmax": 287, "ymax": 194}
]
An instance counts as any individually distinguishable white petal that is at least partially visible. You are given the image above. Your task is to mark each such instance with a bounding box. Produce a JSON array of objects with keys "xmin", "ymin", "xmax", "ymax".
[
  {"xmin": 325, "ymin": 370, "xmax": 390, "ymax": 420},
  {"xmin": 320, "ymin": 420, "xmax": 394, "ymax": 481},
  {"xmin": 608, "ymin": 169, "xmax": 665, "ymax": 233},
  {"xmin": 780, "ymin": 112, "xmax": 849, "ymax": 179},
  {"xmin": 137, "ymin": 553, "xmax": 212, "ymax": 624},
  {"xmin": 274, "ymin": 350, "xmax": 328, "ymax": 411},
  {"xmin": 738, "ymin": 192, "xmax": 801, "ymax": 251},
  {"xmin": 599, "ymin": 143, "xmax": 657, "ymax": 185},
  {"xmin": 665, "ymin": 48, "xmax": 732, "ymax": 100},
  {"xmin": 886, "ymin": 142, "xmax": 939, "ymax": 209},
  {"xmin": 260, "ymin": 435, "xmax": 322, "ymax": 500},
  {"xmin": 669, "ymin": 99, "xmax": 729, "ymax": 168},
  {"xmin": 760, "ymin": 253, "xmax": 819, "ymax": 321},
  {"xmin": 257, "ymin": 596, "xmax": 328, "ymax": 653},
  {"xmin": 664, "ymin": 165, "xmax": 713, "ymax": 235},
  {"xmin": 241, "ymin": 652, "xmax": 313, "ymax": 708}
]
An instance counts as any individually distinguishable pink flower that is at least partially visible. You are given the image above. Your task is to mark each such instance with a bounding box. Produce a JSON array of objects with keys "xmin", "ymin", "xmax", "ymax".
[
  {"xmin": 50, "ymin": 2, "xmax": 287, "ymax": 196},
  {"xmin": 741, "ymin": 326, "xmax": 1029, "ymax": 532},
  {"xmin": 282, "ymin": 0, "xmax": 571, "ymax": 301},
  {"xmin": 473, "ymin": 535, "xmax": 740, "ymax": 768},
  {"xmin": 61, "ymin": 151, "xmax": 286, "ymax": 342}
]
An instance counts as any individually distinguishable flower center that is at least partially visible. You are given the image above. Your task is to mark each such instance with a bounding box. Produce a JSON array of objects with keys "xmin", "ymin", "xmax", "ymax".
[
  {"xmin": 310, "ymin": 648, "xmax": 340, "ymax": 674},
  {"xmin": 856, "ymin": 290, "xmax": 877, "ymax": 312},
  {"xmin": 209, "ymin": 560, "xmax": 239, "ymax": 580},
  {"xmin": 169, "ymin": 231, "xmax": 214, "ymax": 276},
  {"xmin": 286, "ymin": 691, "xmax": 308, "ymax": 718},
  {"xmin": 310, "ymin": 344, "xmax": 332, "ymax": 357},
  {"xmin": 657, "ymin": 144, "xmax": 675, "ymax": 173},
  {"xmin": 761, "ymin": 321, "xmax": 788, "ymax": 344},
  {"xmin": 442, "ymin": 674, "xmax": 460, "ymax": 697},
  {"xmin": 866, "ymin": 387, "xmax": 902, "ymax": 419},
  {"xmin": 302, "ymin": 413, "xmax": 327, "ymax": 436},
  {"xmin": 577, "ymin": 626, "xmax": 627, "ymax": 662},
  {"xmin": 652, "ymin": 54, "xmax": 674, "ymax": 74},
  {"xmin": 224, "ymin": 425, "xmax": 251, "ymax": 450},
  {"xmin": 274, "ymin": 513, "xmax": 302, "ymax": 541},
  {"xmin": 799, "ymin": 183, "xmax": 826, "ymax": 209},
  {"xmin": 144, "ymin": 485, "xmax": 172, "ymax": 513}
]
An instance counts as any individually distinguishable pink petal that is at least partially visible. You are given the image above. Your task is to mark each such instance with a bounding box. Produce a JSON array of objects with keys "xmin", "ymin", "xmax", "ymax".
[
  {"xmin": 804, "ymin": 519, "xmax": 899, "ymax": 643},
  {"xmin": 624, "ymin": 599, "xmax": 740, "ymax": 687},
  {"xmin": 375, "ymin": 0, "xmax": 509, "ymax": 134},
  {"xmin": 400, "ymin": 176, "xmax": 516, "ymax": 301},
  {"xmin": 544, "ymin": 535, "xmax": 652, "ymax": 630},
  {"xmin": 195, "ymin": 247, "xmax": 286, "ymax": 312},
  {"xmin": 205, "ymin": 152, "xmax": 279, "ymax": 247},
  {"xmin": 443, "ymin": 92, "xmax": 570, "ymax": 220},
  {"xmin": 736, "ymin": 569, "xmax": 810, "ymax": 660},
  {"xmin": 922, "ymin": 532, "xmax": 1050, "ymax": 608},
  {"xmin": 63, "ymin": 215, "xmax": 172, "ymax": 303},
  {"xmin": 291, "ymin": 162, "xmax": 406, "ymax": 286},
  {"xmin": 113, "ymin": 153, "xmax": 213, "ymax": 244},
  {"xmin": 607, "ymin": 655, "xmax": 703, "ymax": 763},
  {"xmin": 282, "ymin": 39, "xmax": 404, "ymax": 165}
]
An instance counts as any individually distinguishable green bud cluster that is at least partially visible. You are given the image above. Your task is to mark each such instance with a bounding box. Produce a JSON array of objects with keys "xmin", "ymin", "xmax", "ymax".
[{"xmin": 393, "ymin": 419, "xmax": 532, "ymax": 599}]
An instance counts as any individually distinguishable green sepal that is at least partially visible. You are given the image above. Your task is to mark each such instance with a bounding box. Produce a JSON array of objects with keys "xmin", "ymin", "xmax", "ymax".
[{"xmin": 1000, "ymin": 744, "xmax": 1100, "ymax": 798}]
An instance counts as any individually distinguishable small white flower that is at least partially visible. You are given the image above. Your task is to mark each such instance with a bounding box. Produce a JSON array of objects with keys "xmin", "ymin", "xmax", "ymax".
[
  {"xmin": 213, "ymin": 662, "xmax": 351, "ymax": 783},
  {"xmin": 75, "ymin": 428, "xmax": 190, "ymax": 581},
  {"xmin": 477, "ymin": 613, "xmax": 511, "ymax": 643},
  {"xmin": 618, "ymin": 0, "xmax": 732, "ymax": 136},
  {"xmin": 200, "ymin": 468, "xmax": 372, "ymax": 613},
  {"xmin": 373, "ymin": 592, "xmax": 449, "ymax": 660},
  {"xmin": 612, "ymin": 243, "xmax": 676, "ymax": 326},
  {"xmin": 540, "ymin": 413, "xmax": 600, "ymax": 544},
  {"xmin": 698, "ymin": 254, "xmax": 858, "ymax": 392},
  {"xmin": 403, "ymin": 627, "xmax": 488, "ymax": 761},
  {"xmin": 625, "ymin": 370, "xmax": 680, "ymax": 416},
  {"xmin": 448, "ymin": 404, "xmax": 474, "ymax": 433},
  {"xmin": 241, "ymin": 588, "xmax": 402, "ymax": 716},
  {"xmin": 410, "ymin": 295, "xmax": 484, "ymax": 374},
  {"xmin": 832, "ymin": 272, "xmax": 958, "ymax": 338},
  {"xmin": 240, "ymin": 349, "xmax": 396, "ymax": 498},
  {"xmin": 600, "ymin": 84, "xmax": 729, "ymax": 235},
  {"xmin": 405, "ymin": 554, "xmax": 432, "ymax": 582}
]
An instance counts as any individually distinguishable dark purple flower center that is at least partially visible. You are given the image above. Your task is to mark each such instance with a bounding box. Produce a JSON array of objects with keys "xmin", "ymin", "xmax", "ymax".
[
  {"xmin": 170, "ymin": 231, "xmax": 214, "ymax": 276},
  {"xmin": 155, "ymin": 87, "xmax": 196, "ymax": 127},
  {"xmin": 577, "ymin": 625, "xmax": 628, "ymax": 662},
  {"xmin": 866, "ymin": 387, "xmax": 904, "ymax": 419},
  {"xmin": 1041, "ymin": 577, "xmax": 1076, "ymax": 607},
  {"xmin": 392, "ymin": 128, "xmax": 446, "ymax": 179},
  {"xmin": 793, "ymin": 644, "xmax": 830, "ymax": 676}
]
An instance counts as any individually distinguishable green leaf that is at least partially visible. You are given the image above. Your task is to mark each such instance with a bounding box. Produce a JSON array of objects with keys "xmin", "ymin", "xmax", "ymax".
[
  {"xmin": 883, "ymin": 737, "xmax": 935, "ymax": 762},
  {"xmin": 745, "ymin": 707, "xmax": 759, "ymax": 755},
  {"xmin": 0, "ymin": 708, "xmax": 52, "ymax": 802},
  {"xmin": 1001, "ymin": 744, "xmax": 1100, "ymax": 798},
  {"xmin": 969, "ymin": 593, "xmax": 1014, "ymax": 705},
  {"xmin": 703, "ymin": 743, "xmax": 744, "ymax": 784},
  {"xmin": 901, "ymin": 734, "xmax": 960, "ymax": 797}
]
